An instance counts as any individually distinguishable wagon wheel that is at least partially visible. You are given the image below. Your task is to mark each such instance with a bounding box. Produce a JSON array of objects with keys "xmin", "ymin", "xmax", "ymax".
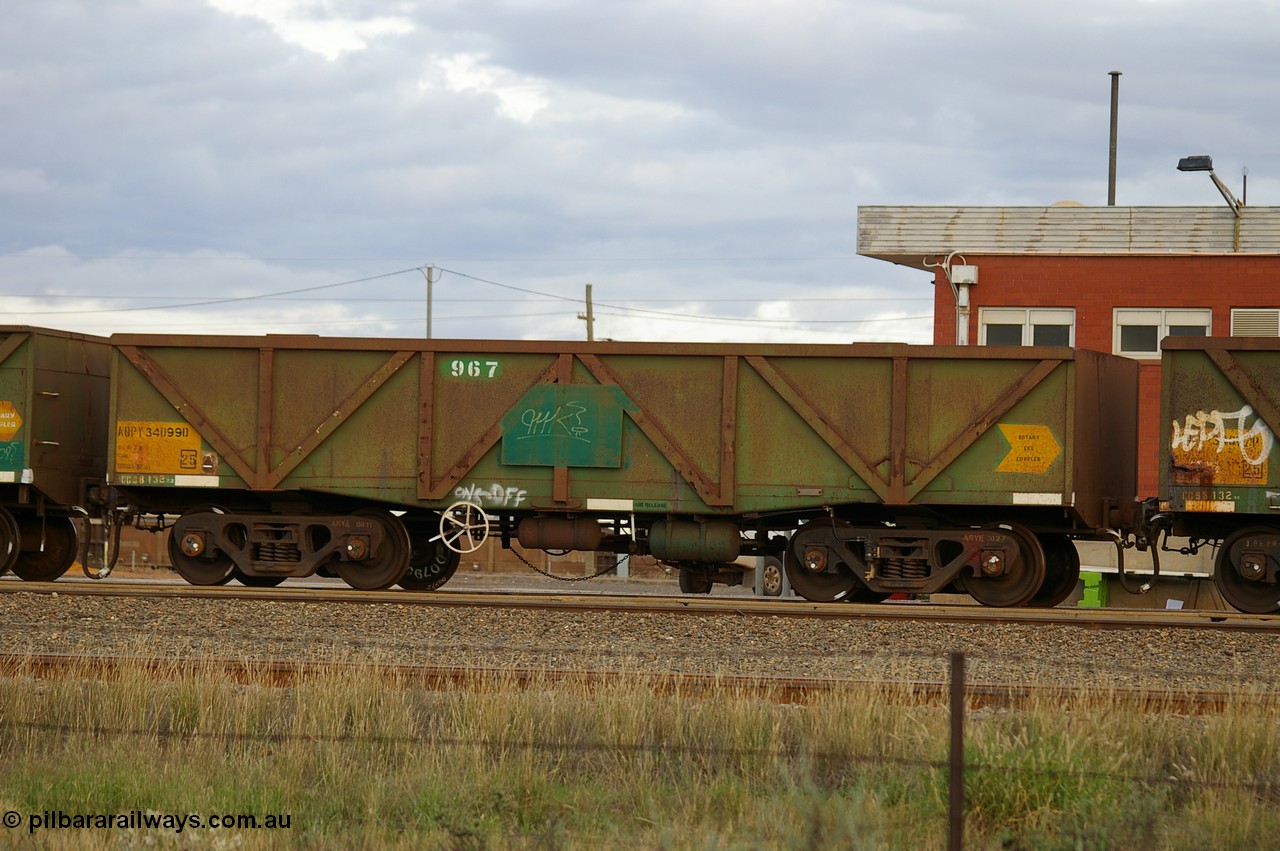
[
  {"xmin": 11, "ymin": 515, "xmax": 78, "ymax": 582},
  {"xmin": 1029, "ymin": 534, "xmax": 1081, "ymax": 608},
  {"xmin": 434, "ymin": 501, "xmax": 490, "ymax": 554},
  {"xmin": 168, "ymin": 506, "xmax": 237, "ymax": 585},
  {"xmin": 168, "ymin": 509, "xmax": 235, "ymax": 586},
  {"xmin": 785, "ymin": 517, "xmax": 887, "ymax": 603},
  {"xmin": 233, "ymin": 568, "xmax": 287, "ymax": 588},
  {"xmin": 398, "ymin": 519, "xmax": 462, "ymax": 591},
  {"xmin": 0, "ymin": 506, "xmax": 19, "ymax": 575},
  {"xmin": 338, "ymin": 509, "xmax": 411, "ymax": 591},
  {"xmin": 965, "ymin": 522, "xmax": 1045, "ymax": 608},
  {"xmin": 1214, "ymin": 526, "xmax": 1280, "ymax": 614}
]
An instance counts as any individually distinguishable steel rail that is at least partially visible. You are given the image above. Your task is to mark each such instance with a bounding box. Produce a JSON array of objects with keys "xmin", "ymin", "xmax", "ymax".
[
  {"xmin": 3, "ymin": 577, "xmax": 1279, "ymax": 633},
  {"xmin": 0, "ymin": 651, "xmax": 1260, "ymax": 715}
]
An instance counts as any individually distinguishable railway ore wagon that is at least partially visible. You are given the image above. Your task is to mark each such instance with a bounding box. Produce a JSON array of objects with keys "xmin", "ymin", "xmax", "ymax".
[
  {"xmin": 0, "ymin": 327, "xmax": 111, "ymax": 580},
  {"xmin": 1162, "ymin": 336, "xmax": 1280, "ymax": 613},
  {"xmin": 107, "ymin": 336, "xmax": 1138, "ymax": 604}
]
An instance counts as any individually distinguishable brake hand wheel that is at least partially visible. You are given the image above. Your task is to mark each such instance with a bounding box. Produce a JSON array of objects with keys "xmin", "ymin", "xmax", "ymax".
[{"xmin": 432, "ymin": 501, "xmax": 491, "ymax": 554}]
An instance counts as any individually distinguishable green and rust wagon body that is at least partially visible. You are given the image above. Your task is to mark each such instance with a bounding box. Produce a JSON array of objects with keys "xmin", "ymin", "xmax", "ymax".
[
  {"xmin": 0, "ymin": 327, "xmax": 111, "ymax": 580},
  {"xmin": 108, "ymin": 336, "xmax": 1137, "ymax": 604}
]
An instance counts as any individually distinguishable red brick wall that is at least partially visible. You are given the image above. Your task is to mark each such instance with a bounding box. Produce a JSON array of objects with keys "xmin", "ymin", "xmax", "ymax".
[{"xmin": 930, "ymin": 255, "xmax": 1280, "ymax": 497}]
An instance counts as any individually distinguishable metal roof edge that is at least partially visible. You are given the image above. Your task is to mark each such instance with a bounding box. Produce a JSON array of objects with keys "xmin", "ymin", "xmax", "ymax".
[{"xmin": 857, "ymin": 205, "xmax": 1280, "ymax": 269}]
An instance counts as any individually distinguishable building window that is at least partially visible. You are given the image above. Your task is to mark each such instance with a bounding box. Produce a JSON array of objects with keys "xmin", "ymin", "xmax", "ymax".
[
  {"xmin": 978, "ymin": 308, "xmax": 1075, "ymax": 346},
  {"xmin": 1231, "ymin": 309, "xmax": 1280, "ymax": 337},
  {"xmin": 1113, "ymin": 308, "xmax": 1211, "ymax": 358}
]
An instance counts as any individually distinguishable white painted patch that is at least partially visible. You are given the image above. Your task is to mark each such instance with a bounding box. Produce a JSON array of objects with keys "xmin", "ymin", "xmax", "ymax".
[
  {"xmin": 174, "ymin": 475, "xmax": 221, "ymax": 488},
  {"xmin": 1012, "ymin": 492, "xmax": 1063, "ymax": 505},
  {"xmin": 587, "ymin": 498, "xmax": 634, "ymax": 512}
]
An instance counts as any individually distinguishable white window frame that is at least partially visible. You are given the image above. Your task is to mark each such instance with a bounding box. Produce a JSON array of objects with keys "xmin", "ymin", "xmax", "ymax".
[
  {"xmin": 978, "ymin": 307, "xmax": 1076, "ymax": 347},
  {"xmin": 1112, "ymin": 308, "xmax": 1211, "ymax": 359}
]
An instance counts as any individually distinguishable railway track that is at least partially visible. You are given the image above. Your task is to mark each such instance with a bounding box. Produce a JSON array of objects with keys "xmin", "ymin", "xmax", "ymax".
[
  {"xmin": 4, "ymin": 576, "xmax": 1279, "ymax": 633},
  {"xmin": 6, "ymin": 574, "xmax": 1278, "ymax": 706},
  {"xmin": 0, "ymin": 651, "xmax": 1260, "ymax": 716}
]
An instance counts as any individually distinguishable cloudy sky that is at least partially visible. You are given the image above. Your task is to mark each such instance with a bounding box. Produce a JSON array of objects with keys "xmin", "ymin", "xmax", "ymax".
[{"xmin": 2, "ymin": 1, "xmax": 1275, "ymax": 344}]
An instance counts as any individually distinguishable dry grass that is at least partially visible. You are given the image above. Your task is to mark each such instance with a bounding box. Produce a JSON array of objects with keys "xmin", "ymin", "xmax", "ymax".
[{"xmin": 0, "ymin": 654, "xmax": 1277, "ymax": 849}]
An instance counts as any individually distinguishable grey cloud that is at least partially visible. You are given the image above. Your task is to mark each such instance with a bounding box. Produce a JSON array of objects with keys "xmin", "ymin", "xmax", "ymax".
[{"xmin": 1, "ymin": 1, "xmax": 1275, "ymax": 341}]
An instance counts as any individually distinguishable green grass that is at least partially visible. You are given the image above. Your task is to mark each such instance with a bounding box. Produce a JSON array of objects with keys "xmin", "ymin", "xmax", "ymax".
[{"xmin": 0, "ymin": 656, "xmax": 1277, "ymax": 849}]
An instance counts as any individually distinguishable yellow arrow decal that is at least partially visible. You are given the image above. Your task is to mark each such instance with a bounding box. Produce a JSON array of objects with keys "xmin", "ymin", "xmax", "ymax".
[
  {"xmin": 0, "ymin": 401, "xmax": 22, "ymax": 441},
  {"xmin": 996, "ymin": 424, "xmax": 1061, "ymax": 474}
]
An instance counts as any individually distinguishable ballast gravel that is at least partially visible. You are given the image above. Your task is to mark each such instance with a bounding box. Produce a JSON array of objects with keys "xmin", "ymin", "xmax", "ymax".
[{"xmin": 1, "ymin": 573, "xmax": 1277, "ymax": 693}]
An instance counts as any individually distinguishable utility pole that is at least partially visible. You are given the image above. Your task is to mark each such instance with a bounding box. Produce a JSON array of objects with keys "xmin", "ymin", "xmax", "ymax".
[
  {"xmin": 577, "ymin": 283, "xmax": 595, "ymax": 341},
  {"xmin": 422, "ymin": 265, "xmax": 437, "ymax": 338}
]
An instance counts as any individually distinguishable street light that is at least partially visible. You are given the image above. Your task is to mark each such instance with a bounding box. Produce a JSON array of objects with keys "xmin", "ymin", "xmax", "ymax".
[
  {"xmin": 1177, "ymin": 154, "xmax": 1242, "ymax": 217},
  {"xmin": 1176, "ymin": 155, "xmax": 1213, "ymax": 172}
]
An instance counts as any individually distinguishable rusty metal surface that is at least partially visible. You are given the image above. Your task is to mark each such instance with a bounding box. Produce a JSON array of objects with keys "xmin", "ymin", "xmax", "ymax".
[
  {"xmin": 108, "ymin": 336, "xmax": 1137, "ymax": 526},
  {"xmin": 6, "ymin": 576, "xmax": 1280, "ymax": 632},
  {"xmin": 0, "ymin": 650, "xmax": 1257, "ymax": 714},
  {"xmin": 0, "ymin": 327, "xmax": 111, "ymax": 509},
  {"xmin": 1162, "ymin": 337, "xmax": 1280, "ymax": 514}
]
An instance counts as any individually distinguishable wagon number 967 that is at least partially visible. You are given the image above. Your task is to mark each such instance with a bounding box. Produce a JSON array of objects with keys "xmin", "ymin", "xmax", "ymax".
[{"xmin": 449, "ymin": 359, "xmax": 500, "ymax": 379}]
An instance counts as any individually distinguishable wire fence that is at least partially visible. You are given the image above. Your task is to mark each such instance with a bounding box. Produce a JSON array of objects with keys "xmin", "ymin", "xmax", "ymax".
[{"xmin": 4, "ymin": 652, "xmax": 1280, "ymax": 847}]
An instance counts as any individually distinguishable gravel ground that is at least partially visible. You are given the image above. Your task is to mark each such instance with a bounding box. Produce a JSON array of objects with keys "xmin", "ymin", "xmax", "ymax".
[{"xmin": 1, "ymin": 572, "xmax": 1278, "ymax": 693}]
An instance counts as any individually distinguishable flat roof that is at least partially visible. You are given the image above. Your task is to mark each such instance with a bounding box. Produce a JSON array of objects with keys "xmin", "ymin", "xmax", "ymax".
[{"xmin": 857, "ymin": 205, "xmax": 1280, "ymax": 270}]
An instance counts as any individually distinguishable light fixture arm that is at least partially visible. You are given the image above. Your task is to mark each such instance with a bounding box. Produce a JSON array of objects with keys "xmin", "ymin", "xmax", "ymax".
[
  {"xmin": 1177, "ymin": 154, "xmax": 1242, "ymax": 218},
  {"xmin": 1207, "ymin": 170, "xmax": 1242, "ymax": 217}
]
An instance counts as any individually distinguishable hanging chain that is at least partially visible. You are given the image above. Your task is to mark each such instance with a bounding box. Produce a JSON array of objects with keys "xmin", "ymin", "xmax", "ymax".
[{"xmin": 510, "ymin": 547, "xmax": 632, "ymax": 582}]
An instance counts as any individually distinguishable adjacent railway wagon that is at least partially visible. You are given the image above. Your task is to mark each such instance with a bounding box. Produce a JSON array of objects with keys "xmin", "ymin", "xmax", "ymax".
[
  {"xmin": 1160, "ymin": 337, "xmax": 1280, "ymax": 613},
  {"xmin": 107, "ymin": 335, "xmax": 1139, "ymax": 605},
  {"xmin": 0, "ymin": 327, "xmax": 111, "ymax": 580}
]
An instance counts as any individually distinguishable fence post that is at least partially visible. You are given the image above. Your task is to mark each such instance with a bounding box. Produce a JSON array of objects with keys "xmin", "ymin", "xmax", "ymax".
[{"xmin": 949, "ymin": 651, "xmax": 965, "ymax": 850}]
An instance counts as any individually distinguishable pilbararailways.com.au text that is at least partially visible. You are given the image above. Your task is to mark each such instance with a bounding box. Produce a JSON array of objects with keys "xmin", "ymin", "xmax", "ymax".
[{"xmin": 5, "ymin": 810, "xmax": 292, "ymax": 834}]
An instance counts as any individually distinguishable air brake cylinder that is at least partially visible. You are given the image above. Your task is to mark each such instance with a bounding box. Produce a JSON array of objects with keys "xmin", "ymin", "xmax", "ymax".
[
  {"xmin": 516, "ymin": 517, "xmax": 604, "ymax": 552},
  {"xmin": 647, "ymin": 520, "xmax": 741, "ymax": 563}
]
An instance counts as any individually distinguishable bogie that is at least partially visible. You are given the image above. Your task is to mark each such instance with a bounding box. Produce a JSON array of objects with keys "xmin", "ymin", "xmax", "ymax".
[
  {"xmin": 782, "ymin": 517, "xmax": 1046, "ymax": 606},
  {"xmin": 165, "ymin": 507, "xmax": 411, "ymax": 591}
]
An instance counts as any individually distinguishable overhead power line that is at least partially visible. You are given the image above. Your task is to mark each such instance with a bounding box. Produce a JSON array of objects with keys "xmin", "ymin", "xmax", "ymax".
[
  {"xmin": 592, "ymin": 310, "xmax": 931, "ymax": 328},
  {"xmin": 0, "ymin": 293, "xmax": 930, "ymax": 304},
  {"xmin": 0, "ymin": 263, "xmax": 932, "ymax": 330},
  {"xmin": 432, "ymin": 267, "xmax": 926, "ymax": 327},
  {"xmin": 0, "ymin": 267, "xmax": 422, "ymax": 316}
]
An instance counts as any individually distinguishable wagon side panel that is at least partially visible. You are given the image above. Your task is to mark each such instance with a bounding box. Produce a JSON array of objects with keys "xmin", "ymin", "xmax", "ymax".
[
  {"xmin": 898, "ymin": 347, "xmax": 1136, "ymax": 530},
  {"xmin": 1, "ymin": 328, "xmax": 110, "ymax": 510},
  {"xmin": 1162, "ymin": 337, "xmax": 1280, "ymax": 517},
  {"xmin": 905, "ymin": 353, "xmax": 1074, "ymax": 511},
  {"xmin": 109, "ymin": 338, "xmax": 1138, "ymax": 532}
]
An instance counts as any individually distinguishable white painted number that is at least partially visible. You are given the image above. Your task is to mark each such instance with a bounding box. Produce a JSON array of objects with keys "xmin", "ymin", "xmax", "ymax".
[{"xmin": 449, "ymin": 359, "xmax": 500, "ymax": 379}]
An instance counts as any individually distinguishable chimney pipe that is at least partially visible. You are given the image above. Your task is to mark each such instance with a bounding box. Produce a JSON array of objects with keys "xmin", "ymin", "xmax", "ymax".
[{"xmin": 1107, "ymin": 71, "xmax": 1121, "ymax": 206}]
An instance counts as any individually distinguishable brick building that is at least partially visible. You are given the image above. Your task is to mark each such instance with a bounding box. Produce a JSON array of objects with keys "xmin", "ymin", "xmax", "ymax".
[{"xmin": 857, "ymin": 204, "xmax": 1280, "ymax": 497}]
